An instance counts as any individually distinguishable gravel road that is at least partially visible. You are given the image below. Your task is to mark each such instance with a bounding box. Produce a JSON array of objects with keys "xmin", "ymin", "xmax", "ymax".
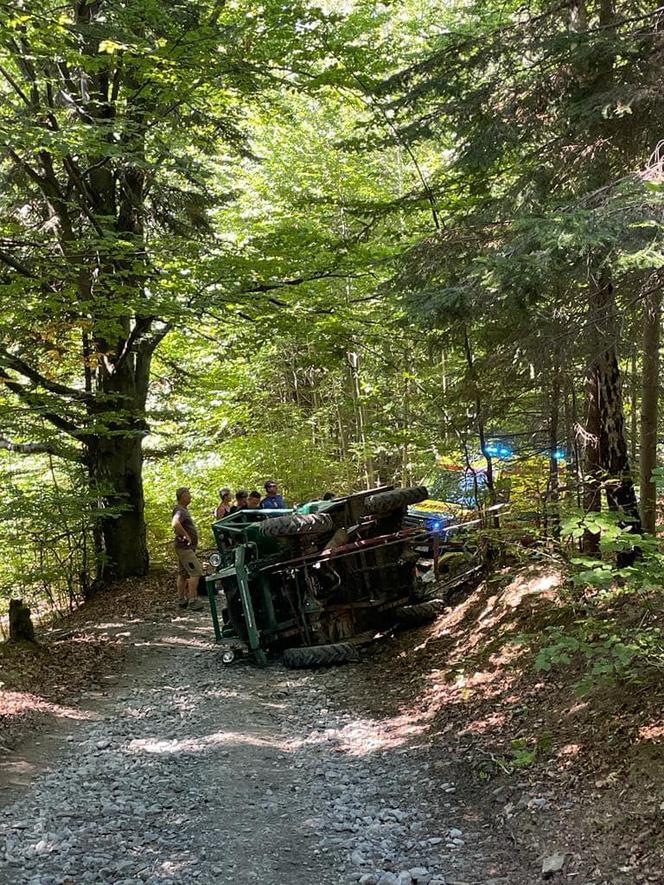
[{"xmin": 0, "ymin": 613, "xmax": 507, "ymax": 885}]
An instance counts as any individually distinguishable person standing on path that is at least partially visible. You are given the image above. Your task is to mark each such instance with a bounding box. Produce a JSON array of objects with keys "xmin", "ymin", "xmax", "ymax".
[
  {"xmin": 215, "ymin": 487, "xmax": 232, "ymax": 519},
  {"xmin": 260, "ymin": 481, "xmax": 286, "ymax": 509},
  {"xmin": 172, "ymin": 487, "xmax": 204, "ymax": 611}
]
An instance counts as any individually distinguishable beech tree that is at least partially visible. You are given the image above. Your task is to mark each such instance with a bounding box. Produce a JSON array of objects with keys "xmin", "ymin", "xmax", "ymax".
[{"xmin": 0, "ymin": 0, "xmax": 330, "ymax": 579}]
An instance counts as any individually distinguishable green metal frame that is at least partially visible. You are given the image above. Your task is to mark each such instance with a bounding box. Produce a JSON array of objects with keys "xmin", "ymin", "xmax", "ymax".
[
  {"xmin": 204, "ymin": 489, "xmax": 418, "ymax": 665},
  {"xmin": 205, "ymin": 543, "xmax": 269, "ymax": 666}
]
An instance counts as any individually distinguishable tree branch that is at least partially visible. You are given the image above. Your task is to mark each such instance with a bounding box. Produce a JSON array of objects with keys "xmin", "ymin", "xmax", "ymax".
[
  {"xmin": 0, "ymin": 248, "xmax": 37, "ymax": 278},
  {"xmin": 7, "ymin": 148, "xmax": 44, "ymax": 187},
  {"xmin": 61, "ymin": 155, "xmax": 105, "ymax": 235},
  {"xmin": 0, "ymin": 63, "xmax": 31, "ymax": 105},
  {"xmin": 0, "ymin": 368, "xmax": 83, "ymax": 438},
  {"xmin": 234, "ymin": 270, "xmax": 369, "ymax": 295},
  {"xmin": 0, "ymin": 436, "xmax": 82, "ymax": 461},
  {"xmin": 0, "ymin": 348, "xmax": 93, "ymax": 402},
  {"xmin": 143, "ymin": 442, "xmax": 185, "ymax": 461},
  {"xmin": 113, "ymin": 315, "xmax": 156, "ymax": 372},
  {"xmin": 144, "ymin": 321, "xmax": 172, "ymax": 354}
]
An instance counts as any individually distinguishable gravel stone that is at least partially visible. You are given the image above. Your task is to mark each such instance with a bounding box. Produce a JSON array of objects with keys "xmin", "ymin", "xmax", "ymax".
[{"xmin": 0, "ymin": 615, "xmax": 495, "ymax": 885}]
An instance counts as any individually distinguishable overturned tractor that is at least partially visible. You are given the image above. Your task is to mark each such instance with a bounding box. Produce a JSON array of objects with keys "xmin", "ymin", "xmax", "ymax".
[{"xmin": 204, "ymin": 485, "xmax": 439, "ymax": 667}]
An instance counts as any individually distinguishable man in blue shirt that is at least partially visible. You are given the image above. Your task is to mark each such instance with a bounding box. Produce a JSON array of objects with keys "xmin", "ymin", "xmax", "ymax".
[{"xmin": 260, "ymin": 481, "xmax": 286, "ymax": 509}]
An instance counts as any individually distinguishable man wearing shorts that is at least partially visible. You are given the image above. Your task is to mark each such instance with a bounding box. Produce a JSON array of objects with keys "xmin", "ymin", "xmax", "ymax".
[{"xmin": 172, "ymin": 487, "xmax": 204, "ymax": 611}]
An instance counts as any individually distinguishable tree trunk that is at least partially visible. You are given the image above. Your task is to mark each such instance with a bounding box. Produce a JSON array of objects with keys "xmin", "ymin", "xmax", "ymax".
[
  {"xmin": 88, "ymin": 433, "xmax": 148, "ymax": 580},
  {"xmin": 639, "ymin": 284, "xmax": 661, "ymax": 534},
  {"xmin": 401, "ymin": 362, "xmax": 411, "ymax": 485},
  {"xmin": 441, "ymin": 350, "xmax": 449, "ymax": 445},
  {"xmin": 9, "ymin": 599, "xmax": 36, "ymax": 643},
  {"xmin": 564, "ymin": 378, "xmax": 577, "ymax": 502},
  {"xmin": 630, "ymin": 347, "xmax": 638, "ymax": 466},
  {"xmin": 597, "ymin": 351, "xmax": 640, "ymax": 525},
  {"xmin": 574, "ymin": 0, "xmax": 641, "ymax": 546},
  {"xmin": 583, "ymin": 274, "xmax": 641, "ymax": 552},
  {"xmin": 569, "ymin": 383, "xmax": 583, "ymax": 507},
  {"xmin": 582, "ymin": 363, "xmax": 604, "ymax": 553},
  {"xmin": 87, "ymin": 342, "xmax": 152, "ymax": 581},
  {"xmin": 462, "ymin": 328, "xmax": 498, "ymax": 525},
  {"xmin": 0, "ymin": 2, "xmax": 176, "ymax": 590},
  {"xmin": 348, "ymin": 350, "xmax": 374, "ymax": 488},
  {"xmin": 547, "ymin": 363, "xmax": 561, "ymax": 537}
]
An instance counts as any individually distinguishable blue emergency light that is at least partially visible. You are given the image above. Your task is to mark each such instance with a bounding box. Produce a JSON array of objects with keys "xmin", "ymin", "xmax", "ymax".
[
  {"xmin": 427, "ymin": 516, "xmax": 445, "ymax": 533},
  {"xmin": 485, "ymin": 443, "xmax": 513, "ymax": 458}
]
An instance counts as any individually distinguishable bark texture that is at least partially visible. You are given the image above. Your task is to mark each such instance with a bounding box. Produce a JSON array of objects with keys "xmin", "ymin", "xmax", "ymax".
[
  {"xmin": 583, "ymin": 276, "xmax": 641, "ymax": 555},
  {"xmin": 639, "ymin": 284, "xmax": 661, "ymax": 534}
]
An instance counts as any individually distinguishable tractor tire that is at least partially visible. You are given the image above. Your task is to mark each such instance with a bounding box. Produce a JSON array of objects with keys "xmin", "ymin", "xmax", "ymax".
[
  {"xmin": 364, "ymin": 486, "xmax": 428, "ymax": 514},
  {"xmin": 395, "ymin": 598, "xmax": 446, "ymax": 627},
  {"xmin": 260, "ymin": 512, "xmax": 334, "ymax": 538},
  {"xmin": 282, "ymin": 642, "xmax": 359, "ymax": 669}
]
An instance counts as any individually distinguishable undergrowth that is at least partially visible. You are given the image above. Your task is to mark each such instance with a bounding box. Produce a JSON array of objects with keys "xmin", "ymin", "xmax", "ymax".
[{"xmin": 522, "ymin": 511, "xmax": 664, "ymax": 694}]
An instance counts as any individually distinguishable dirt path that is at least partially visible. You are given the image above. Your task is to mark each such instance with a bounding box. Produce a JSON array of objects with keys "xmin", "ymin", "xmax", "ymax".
[
  {"xmin": 0, "ymin": 610, "xmax": 515, "ymax": 885},
  {"xmin": 5, "ymin": 566, "xmax": 664, "ymax": 885},
  {"xmin": 0, "ymin": 613, "xmax": 336, "ymax": 885}
]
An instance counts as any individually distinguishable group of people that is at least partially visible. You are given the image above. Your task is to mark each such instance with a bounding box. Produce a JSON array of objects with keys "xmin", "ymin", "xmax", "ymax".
[
  {"xmin": 170, "ymin": 481, "xmax": 286, "ymax": 610},
  {"xmin": 214, "ymin": 481, "xmax": 286, "ymax": 519}
]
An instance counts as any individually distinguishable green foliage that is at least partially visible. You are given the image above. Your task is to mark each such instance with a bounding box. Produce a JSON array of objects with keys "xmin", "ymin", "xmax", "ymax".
[
  {"xmin": 509, "ymin": 735, "xmax": 553, "ymax": 769},
  {"xmin": 562, "ymin": 511, "xmax": 664, "ymax": 593},
  {"xmin": 535, "ymin": 621, "xmax": 664, "ymax": 695},
  {"xmin": 525, "ymin": 511, "xmax": 664, "ymax": 693},
  {"xmin": 144, "ymin": 425, "xmax": 346, "ymax": 565},
  {"xmin": 0, "ymin": 459, "xmax": 100, "ymax": 620},
  {"xmin": 1, "ymin": 0, "xmax": 663, "ymax": 630}
]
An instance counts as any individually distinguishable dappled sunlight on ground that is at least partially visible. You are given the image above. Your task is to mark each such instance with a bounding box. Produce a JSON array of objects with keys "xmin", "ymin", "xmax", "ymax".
[
  {"xmin": 80, "ymin": 618, "xmax": 145, "ymax": 630},
  {"xmin": 366, "ymin": 570, "xmax": 568, "ymax": 747},
  {"xmin": 299, "ymin": 563, "xmax": 664, "ymax": 882},
  {"xmin": 637, "ymin": 723, "xmax": 664, "ymax": 742},
  {"xmin": 501, "ymin": 569, "xmax": 563, "ymax": 608},
  {"xmin": 318, "ymin": 565, "xmax": 607, "ymax": 785},
  {"xmin": 418, "ymin": 567, "xmax": 566, "ymax": 661},
  {"xmin": 300, "ymin": 714, "xmax": 430, "ymax": 756},
  {"xmin": 567, "ymin": 700, "xmax": 590, "ymax": 716},
  {"xmin": 133, "ymin": 635, "xmax": 213, "ymax": 650},
  {"xmin": 328, "ymin": 556, "xmax": 664, "ymax": 867},
  {"xmin": 157, "ymin": 860, "xmax": 191, "ymax": 877},
  {"xmin": 0, "ymin": 690, "xmax": 94, "ymax": 724},
  {"xmin": 402, "ymin": 665, "xmax": 522, "ymax": 734},
  {"xmin": 127, "ymin": 728, "xmax": 296, "ymax": 756},
  {"xmin": 488, "ymin": 642, "xmax": 525, "ymax": 669},
  {"xmin": 0, "ymin": 572, "xmax": 191, "ymax": 746},
  {"xmin": 458, "ymin": 711, "xmax": 507, "ymax": 736}
]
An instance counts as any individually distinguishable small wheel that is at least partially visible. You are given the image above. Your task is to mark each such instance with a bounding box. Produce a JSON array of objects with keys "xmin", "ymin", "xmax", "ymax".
[
  {"xmin": 259, "ymin": 513, "xmax": 334, "ymax": 538},
  {"xmin": 221, "ymin": 649, "xmax": 235, "ymax": 665},
  {"xmin": 364, "ymin": 486, "xmax": 428, "ymax": 514},
  {"xmin": 395, "ymin": 599, "xmax": 446, "ymax": 627},
  {"xmin": 283, "ymin": 642, "xmax": 359, "ymax": 669}
]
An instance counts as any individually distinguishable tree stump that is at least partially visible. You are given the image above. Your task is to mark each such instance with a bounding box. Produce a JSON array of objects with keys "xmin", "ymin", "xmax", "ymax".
[{"xmin": 9, "ymin": 598, "xmax": 36, "ymax": 642}]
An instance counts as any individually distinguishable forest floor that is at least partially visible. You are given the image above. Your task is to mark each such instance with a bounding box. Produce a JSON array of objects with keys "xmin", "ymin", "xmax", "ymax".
[{"xmin": 0, "ymin": 566, "xmax": 663, "ymax": 884}]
